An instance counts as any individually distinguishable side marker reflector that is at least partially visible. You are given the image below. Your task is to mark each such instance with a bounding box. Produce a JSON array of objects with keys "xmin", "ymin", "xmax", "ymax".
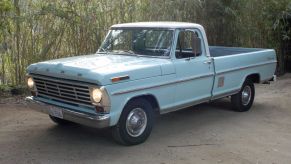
[{"xmin": 111, "ymin": 75, "xmax": 130, "ymax": 82}]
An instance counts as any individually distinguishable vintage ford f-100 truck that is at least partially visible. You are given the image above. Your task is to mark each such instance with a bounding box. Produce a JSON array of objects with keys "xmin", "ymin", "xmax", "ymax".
[{"xmin": 25, "ymin": 22, "xmax": 277, "ymax": 145}]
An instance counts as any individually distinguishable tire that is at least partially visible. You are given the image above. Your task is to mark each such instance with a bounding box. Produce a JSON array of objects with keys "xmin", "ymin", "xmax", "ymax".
[
  {"xmin": 49, "ymin": 115, "xmax": 73, "ymax": 125},
  {"xmin": 112, "ymin": 98, "xmax": 155, "ymax": 145},
  {"xmin": 231, "ymin": 79, "xmax": 255, "ymax": 112}
]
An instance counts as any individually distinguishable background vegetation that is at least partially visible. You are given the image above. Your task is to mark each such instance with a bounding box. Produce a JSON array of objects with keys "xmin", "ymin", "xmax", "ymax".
[{"xmin": 0, "ymin": 0, "xmax": 291, "ymax": 87}]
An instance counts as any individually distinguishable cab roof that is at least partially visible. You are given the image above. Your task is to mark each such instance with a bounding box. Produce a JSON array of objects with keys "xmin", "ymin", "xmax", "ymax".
[{"xmin": 110, "ymin": 22, "xmax": 203, "ymax": 29}]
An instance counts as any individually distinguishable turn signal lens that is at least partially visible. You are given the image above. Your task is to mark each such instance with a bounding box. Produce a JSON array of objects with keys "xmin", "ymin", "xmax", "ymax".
[{"xmin": 95, "ymin": 106, "xmax": 105, "ymax": 113}]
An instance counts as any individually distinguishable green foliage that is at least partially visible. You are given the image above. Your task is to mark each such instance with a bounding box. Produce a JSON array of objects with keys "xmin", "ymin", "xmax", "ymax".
[
  {"xmin": 0, "ymin": 84, "xmax": 11, "ymax": 93},
  {"xmin": 0, "ymin": 0, "xmax": 290, "ymax": 85},
  {"xmin": 0, "ymin": 0, "xmax": 12, "ymax": 41},
  {"xmin": 0, "ymin": 84, "xmax": 27, "ymax": 96}
]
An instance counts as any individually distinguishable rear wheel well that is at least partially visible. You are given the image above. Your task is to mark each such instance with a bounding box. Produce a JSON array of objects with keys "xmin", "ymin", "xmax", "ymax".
[
  {"xmin": 246, "ymin": 74, "xmax": 260, "ymax": 83},
  {"xmin": 126, "ymin": 95, "xmax": 160, "ymax": 114}
]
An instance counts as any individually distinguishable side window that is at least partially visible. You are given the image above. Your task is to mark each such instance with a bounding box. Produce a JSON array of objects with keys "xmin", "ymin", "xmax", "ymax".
[{"xmin": 175, "ymin": 30, "xmax": 202, "ymax": 59}]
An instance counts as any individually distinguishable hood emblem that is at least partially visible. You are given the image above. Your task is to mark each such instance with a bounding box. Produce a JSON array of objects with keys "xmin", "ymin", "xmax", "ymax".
[
  {"xmin": 46, "ymin": 68, "xmax": 49, "ymax": 72},
  {"xmin": 111, "ymin": 75, "xmax": 130, "ymax": 83}
]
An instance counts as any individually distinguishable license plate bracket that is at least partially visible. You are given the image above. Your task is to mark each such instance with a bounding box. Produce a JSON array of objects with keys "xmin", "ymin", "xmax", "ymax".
[{"xmin": 49, "ymin": 106, "xmax": 63, "ymax": 119}]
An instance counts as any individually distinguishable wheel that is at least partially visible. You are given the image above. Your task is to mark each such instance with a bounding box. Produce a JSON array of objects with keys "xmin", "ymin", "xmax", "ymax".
[
  {"xmin": 49, "ymin": 115, "xmax": 73, "ymax": 125},
  {"xmin": 112, "ymin": 98, "xmax": 155, "ymax": 145},
  {"xmin": 231, "ymin": 79, "xmax": 255, "ymax": 112}
]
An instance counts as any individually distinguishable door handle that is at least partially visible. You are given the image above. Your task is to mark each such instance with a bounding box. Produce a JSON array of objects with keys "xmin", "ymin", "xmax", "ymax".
[{"xmin": 203, "ymin": 60, "xmax": 212, "ymax": 64}]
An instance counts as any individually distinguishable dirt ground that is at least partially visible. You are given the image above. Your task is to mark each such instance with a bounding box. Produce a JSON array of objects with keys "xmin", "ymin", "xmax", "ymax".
[{"xmin": 0, "ymin": 75, "xmax": 291, "ymax": 164}]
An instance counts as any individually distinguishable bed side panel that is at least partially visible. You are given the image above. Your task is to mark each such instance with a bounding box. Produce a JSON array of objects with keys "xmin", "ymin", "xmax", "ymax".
[{"xmin": 212, "ymin": 49, "xmax": 277, "ymax": 99}]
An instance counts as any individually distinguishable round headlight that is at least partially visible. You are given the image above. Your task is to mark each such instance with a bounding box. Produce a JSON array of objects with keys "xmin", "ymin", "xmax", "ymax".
[
  {"xmin": 27, "ymin": 77, "xmax": 35, "ymax": 89},
  {"xmin": 91, "ymin": 88, "xmax": 102, "ymax": 103}
]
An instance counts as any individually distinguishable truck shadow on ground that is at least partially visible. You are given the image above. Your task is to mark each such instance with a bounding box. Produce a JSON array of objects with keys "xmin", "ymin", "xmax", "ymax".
[{"xmin": 24, "ymin": 98, "xmax": 267, "ymax": 149}]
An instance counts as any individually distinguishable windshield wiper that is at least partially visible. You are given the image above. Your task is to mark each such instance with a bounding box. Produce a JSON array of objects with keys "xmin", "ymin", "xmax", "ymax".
[
  {"xmin": 120, "ymin": 50, "xmax": 135, "ymax": 54},
  {"xmin": 98, "ymin": 48, "xmax": 109, "ymax": 54},
  {"xmin": 117, "ymin": 50, "xmax": 137, "ymax": 56},
  {"xmin": 98, "ymin": 49, "xmax": 140, "ymax": 56}
]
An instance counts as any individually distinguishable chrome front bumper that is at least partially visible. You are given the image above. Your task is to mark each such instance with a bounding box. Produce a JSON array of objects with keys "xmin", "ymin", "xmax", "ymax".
[
  {"xmin": 25, "ymin": 96, "xmax": 110, "ymax": 128},
  {"xmin": 272, "ymin": 75, "xmax": 277, "ymax": 82}
]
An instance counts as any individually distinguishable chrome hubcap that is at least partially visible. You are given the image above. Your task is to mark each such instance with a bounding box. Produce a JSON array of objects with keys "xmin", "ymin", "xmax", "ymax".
[
  {"xmin": 241, "ymin": 85, "xmax": 251, "ymax": 106},
  {"xmin": 126, "ymin": 108, "xmax": 147, "ymax": 137}
]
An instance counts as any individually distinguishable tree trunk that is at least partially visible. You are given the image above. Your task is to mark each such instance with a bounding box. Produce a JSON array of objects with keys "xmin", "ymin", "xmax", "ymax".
[{"xmin": 14, "ymin": 0, "xmax": 21, "ymax": 85}]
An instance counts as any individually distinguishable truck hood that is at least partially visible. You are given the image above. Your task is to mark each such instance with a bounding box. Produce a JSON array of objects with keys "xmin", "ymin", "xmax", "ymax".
[{"xmin": 27, "ymin": 54, "xmax": 174, "ymax": 85}]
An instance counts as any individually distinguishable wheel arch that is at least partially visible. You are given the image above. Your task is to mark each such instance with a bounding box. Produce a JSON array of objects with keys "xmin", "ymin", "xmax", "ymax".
[
  {"xmin": 123, "ymin": 94, "xmax": 161, "ymax": 115},
  {"xmin": 111, "ymin": 94, "xmax": 158, "ymax": 145},
  {"xmin": 245, "ymin": 73, "xmax": 260, "ymax": 83},
  {"xmin": 236, "ymin": 73, "xmax": 260, "ymax": 91}
]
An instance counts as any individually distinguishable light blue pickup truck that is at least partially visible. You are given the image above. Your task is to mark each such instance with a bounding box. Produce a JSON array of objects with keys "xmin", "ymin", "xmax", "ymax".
[{"xmin": 26, "ymin": 22, "xmax": 277, "ymax": 145}]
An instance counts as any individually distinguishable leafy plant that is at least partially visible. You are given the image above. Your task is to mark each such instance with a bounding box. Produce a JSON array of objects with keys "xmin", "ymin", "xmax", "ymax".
[{"xmin": 0, "ymin": 0, "xmax": 290, "ymax": 86}]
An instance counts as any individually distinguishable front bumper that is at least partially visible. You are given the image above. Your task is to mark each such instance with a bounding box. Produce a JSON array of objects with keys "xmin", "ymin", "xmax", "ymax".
[
  {"xmin": 25, "ymin": 96, "xmax": 110, "ymax": 128},
  {"xmin": 271, "ymin": 75, "xmax": 277, "ymax": 82}
]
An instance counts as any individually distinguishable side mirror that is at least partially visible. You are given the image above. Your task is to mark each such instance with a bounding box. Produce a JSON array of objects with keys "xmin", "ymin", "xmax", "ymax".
[{"xmin": 191, "ymin": 34, "xmax": 202, "ymax": 57}]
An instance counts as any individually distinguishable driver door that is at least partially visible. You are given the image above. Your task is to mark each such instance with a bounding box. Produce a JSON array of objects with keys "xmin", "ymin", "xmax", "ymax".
[{"xmin": 173, "ymin": 29, "xmax": 214, "ymax": 107}]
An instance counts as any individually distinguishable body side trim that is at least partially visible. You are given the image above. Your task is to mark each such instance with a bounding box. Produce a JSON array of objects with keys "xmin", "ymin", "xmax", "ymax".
[
  {"xmin": 216, "ymin": 61, "xmax": 277, "ymax": 75},
  {"xmin": 112, "ymin": 73, "xmax": 214, "ymax": 95},
  {"xmin": 160, "ymin": 97, "xmax": 211, "ymax": 114},
  {"xmin": 160, "ymin": 88, "xmax": 240, "ymax": 114},
  {"xmin": 212, "ymin": 49, "xmax": 274, "ymax": 59},
  {"xmin": 211, "ymin": 89, "xmax": 241, "ymax": 101}
]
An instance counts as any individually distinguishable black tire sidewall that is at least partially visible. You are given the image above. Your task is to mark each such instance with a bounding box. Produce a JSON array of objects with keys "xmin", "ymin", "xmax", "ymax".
[
  {"xmin": 114, "ymin": 98, "xmax": 154, "ymax": 145},
  {"xmin": 232, "ymin": 79, "xmax": 255, "ymax": 112}
]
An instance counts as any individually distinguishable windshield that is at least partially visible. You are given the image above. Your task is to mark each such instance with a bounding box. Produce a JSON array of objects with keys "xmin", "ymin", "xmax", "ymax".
[{"xmin": 98, "ymin": 29, "xmax": 174, "ymax": 57}]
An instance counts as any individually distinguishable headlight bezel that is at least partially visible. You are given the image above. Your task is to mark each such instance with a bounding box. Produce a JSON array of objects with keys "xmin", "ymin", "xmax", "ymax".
[
  {"xmin": 89, "ymin": 87, "xmax": 103, "ymax": 104},
  {"xmin": 89, "ymin": 86, "xmax": 111, "ymax": 113},
  {"xmin": 26, "ymin": 75, "xmax": 36, "ymax": 90},
  {"xmin": 27, "ymin": 77, "xmax": 34, "ymax": 88}
]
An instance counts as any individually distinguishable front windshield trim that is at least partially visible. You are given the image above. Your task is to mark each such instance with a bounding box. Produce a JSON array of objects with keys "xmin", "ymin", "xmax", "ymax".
[
  {"xmin": 111, "ymin": 27, "xmax": 176, "ymax": 30},
  {"xmin": 97, "ymin": 28, "xmax": 175, "ymax": 58},
  {"xmin": 97, "ymin": 51, "xmax": 171, "ymax": 59}
]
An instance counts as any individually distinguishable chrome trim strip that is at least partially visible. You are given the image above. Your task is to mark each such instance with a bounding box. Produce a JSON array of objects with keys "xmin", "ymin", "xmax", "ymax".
[
  {"xmin": 37, "ymin": 93, "xmax": 94, "ymax": 108},
  {"xmin": 112, "ymin": 73, "xmax": 214, "ymax": 95},
  {"xmin": 31, "ymin": 74, "xmax": 95, "ymax": 107},
  {"xmin": 25, "ymin": 96, "xmax": 110, "ymax": 128},
  {"xmin": 99, "ymin": 86, "xmax": 111, "ymax": 108},
  {"xmin": 178, "ymin": 73, "xmax": 214, "ymax": 83},
  {"xmin": 88, "ymin": 86, "xmax": 111, "ymax": 113},
  {"xmin": 31, "ymin": 74, "xmax": 92, "ymax": 87},
  {"xmin": 160, "ymin": 89, "xmax": 241, "ymax": 114},
  {"xmin": 35, "ymin": 85, "xmax": 89, "ymax": 96},
  {"xmin": 37, "ymin": 87, "xmax": 90, "ymax": 99},
  {"xmin": 211, "ymin": 89, "xmax": 241, "ymax": 101},
  {"xmin": 160, "ymin": 97, "xmax": 211, "ymax": 114},
  {"xmin": 212, "ymin": 49, "xmax": 274, "ymax": 59},
  {"xmin": 35, "ymin": 80, "xmax": 89, "ymax": 92},
  {"xmin": 216, "ymin": 61, "xmax": 277, "ymax": 75}
]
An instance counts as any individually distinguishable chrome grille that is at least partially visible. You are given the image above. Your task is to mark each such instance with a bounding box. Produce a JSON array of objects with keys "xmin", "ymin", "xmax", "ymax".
[{"xmin": 32, "ymin": 75, "xmax": 93, "ymax": 107}]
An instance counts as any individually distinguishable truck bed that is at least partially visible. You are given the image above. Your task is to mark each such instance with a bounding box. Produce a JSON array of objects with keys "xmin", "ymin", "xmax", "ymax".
[
  {"xmin": 210, "ymin": 46, "xmax": 276, "ymax": 98},
  {"xmin": 209, "ymin": 46, "xmax": 265, "ymax": 57}
]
